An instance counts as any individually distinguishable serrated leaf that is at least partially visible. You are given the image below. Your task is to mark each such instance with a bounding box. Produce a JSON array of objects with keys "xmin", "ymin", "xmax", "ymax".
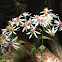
[
  {"xmin": 41, "ymin": 36, "xmax": 51, "ymax": 40},
  {"xmin": 31, "ymin": 43, "xmax": 36, "ymax": 57},
  {"xmin": 19, "ymin": 40, "xmax": 26, "ymax": 43},
  {"xmin": 39, "ymin": 45, "xmax": 46, "ymax": 52}
]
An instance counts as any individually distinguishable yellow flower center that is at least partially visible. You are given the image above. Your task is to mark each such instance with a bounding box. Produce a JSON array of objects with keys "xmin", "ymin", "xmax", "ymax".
[
  {"xmin": 0, "ymin": 39, "xmax": 3, "ymax": 43},
  {"xmin": 10, "ymin": 27, "xmax": 14, "ymax": 31},
  {"xmin": 0, "ymin": 36, "xmax": 4, "ymax": 43},
  {"xmin": 50, "ymin": 32, "xmax": 54, "ymax": 36},
  {"xmin": 0, "ymin": 36, "xmax": 2, "ymax": 39},
  {"xmin": 6, "ymin": 26, "xmax": 11, "ymax": 30},
  {"xmin": 47, "ymin": 20, "xmax": 50, "ymax": 23},
  {"xmin": 44, "ymin": 8, "xmax": 48, "ymax": 12}
]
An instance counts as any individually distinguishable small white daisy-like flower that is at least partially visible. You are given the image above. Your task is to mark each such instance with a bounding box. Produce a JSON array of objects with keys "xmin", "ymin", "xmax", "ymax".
[
  {"xmin": 26, "ymin": 25, "xmax": 41, "ymax": 39},
  {"xmin": 8, "ymin": 20, "xmax": 15, "ymax": 26},
  {"xmin": 40, "ymin": 8, "xmax": 53, "ymax": 14},
  {"xmin": 20, "ymin": 22, "xmax": 31, "ymax": 32},
  {"xmin": 45, "ymin": 26, "xmax": 58, "ymax": 36},
  {"xmin": 46, "ymin": 20, "xmax": 52, "ymax": 25},
  {"xmin": 1, "ymin": 29, "xmax": 7, "ymax": 34},
  {"xmin": 12, "ymin": 17, "xmax": 26, "ymax": 26},
  {"xmin": 23, "ymin": 12, "xmax": 31, "ymax": 17},
  {"xmin": 7, "ymin": 36, "xmax": 20, "ymax": 51},
  {"xmin": 54, "ymin": 20, "xmax": 62, "ymax": 31},
  {"xmin": 5, "ymin": 25, "xmax": 20, "ymax": 37},
  {"xmin": 0, "ymin": 35, "xmax": 9, "ymax": 52}
]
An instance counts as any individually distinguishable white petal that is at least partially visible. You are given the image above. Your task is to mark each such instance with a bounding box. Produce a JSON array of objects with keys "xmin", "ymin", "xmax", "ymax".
[
  {"xmin": 59, "ymin": 26, "xmax": 62, "ymax": 31},
  {"xmin": 16, "ymin": 22, "xmax": 19, "ymax": 26},
  {"xmin": 54, "ymin": 29, "xmax": 58, "ymax": 33},
  {"xmin": 1, "ymin": 48, "xmax": 5, "ymax": 53},
  {"xmin": 52, "ymin": 26, "xmax": 54, "ymax": 32},
  {"xmin": 48, "ymin": 29, "xmax": 51, "ymax": 33},
  {"xmin": 34, "ymin": 33, "xmax": 38, "ymax": 38},
  {"xmin": 13, "ymin": 31, "xmax": 17, "ymax": 35},
  {"xmin": 45, "ymin": 31, "xmax": 50, "ymax": 34},
  {"xmin": 13, "ymin": 45, "xmax": 19, "ymax": 50},
  {"xmin": 3, "ymin": 43, "xmax": 8, "ymax": 47},
  {"xmin": 40, "ymin": 11, "xmax": 45, "ymax": 13},
  {"xmin": 26, "ymin": 32, "xmax": 31, "ymax": 35},
  {"xmin": 12, "ymin": 18, "xmax": 16, "ymax": 21},
  {"xmin": 22, "ymin": 27, "xmax": 26, "ymax": 32},
  {"xmin": 14, "ymin": 43, "xmax": 20, "ymax": 45},
  {"xmin": 15, "ymin": 27, "xmax": 20, "ymax": 31},
  {"xmin": 20, "ymin": 19, "xmax": 26, "ymax": 22},
  {"xmin": 27, "ymin": 26, "xmax": 30, "ymax": 29},
  {"xmin": 19, "ymin": 15, "xmax": 23, "ymax": 18},
  {"xmin": 29, "ymin": 34, "xmax": 32, "ymax": 39},
  {"xmin": 54, "ymin": 20, "xmax": 59, "ymax": 24},
  {"xmin": 12, "ymin": 36, "xmax": 18, "ymax": 42},
  {"xmin": 35, "ymin": 22, "xmax": 39, "ymax": 27},
  {"xmin": 8, "ymin": 32, "xmax": 12, "ymax": 37},
  {"xmin": 35, "ymin": 31, "xmax": 41, "ymax": 34},
  {"xmin": 9, "ymin": 47, "xmax": 11, "ymax": 51}
]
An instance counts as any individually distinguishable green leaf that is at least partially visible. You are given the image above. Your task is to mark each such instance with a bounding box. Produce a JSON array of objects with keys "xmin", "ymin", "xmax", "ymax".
[
  {"xmin": 31, "ymin": 43, "xmax": 36, "ymax": 57},
  {"xmin": 2, "ymin": 59, "xmax": 7, "ymax": 61},
  {"xmin": 19, "ymin": 40, "xmax": 26, "ymax": 43},
  {"xmin": 19, "ymin": 22, "xmax": 22, "ymax": 25},
  {"xmin": 39, "ymin": 29, "xmax": 42, "ymax": 32},
  {"xmin": 38, "ymin": 35, "xmax": 42, "ymax": 39},
  {"xmin": 39, "ymin": 45, "xmax": 46, "ymax": 52},
  {"xmin": 41, "ymin": 36, "xmax": 51, "ymax": 40},
  {"xmin": 46, "ymin": 25, "xmax": 49, "ymax": 29},
  {"xmin": 40, "ymin": 60, "xmax": 43, "ymax": 62},
  {"xmin": 0, "ymin": 56, "xmax": 3, "ymax": 60},
  {"xmin": 0, "ymin": 52, "xmax": 3, "ymax": 56}
]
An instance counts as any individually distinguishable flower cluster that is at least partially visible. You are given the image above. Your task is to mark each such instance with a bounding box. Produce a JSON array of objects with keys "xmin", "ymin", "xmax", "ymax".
[{"xmin": 0, "ymin": 8, "xmax": 62, "ymax": 52}]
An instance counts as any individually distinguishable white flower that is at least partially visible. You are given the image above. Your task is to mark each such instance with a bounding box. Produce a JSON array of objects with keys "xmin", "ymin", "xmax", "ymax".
[
  {"xmin": 46, "ymin": 20, "xmax": 52, "ymax": 25},
  {"xmin": 45, "ymin": 26, "xmax": 58, "ymax": 36},
  {"xmin": 1, "ymin": 29, "xmax": 7, "ymax": 34},
  {"xmin": 54, "ymin": 20, "xmax": 62, "ymax": 31},
  {"xmin": 40, "ymin": 8, "xmax": 53, "ymax": 14},
  {"xmin": 12, "ymin": 17, "xmax": 26, "ymax": 26},
  {"xmin": 6, "ymin": 25, "xmax": 20, "ymax": 37},
  {"xmin": 8, "ymin": 20, "xmax": 15, "ymax": 26},
  {"xmin": 28, "ymin": 18, "xmax": 33, "ymax": 25},
  {"xmin": 20, "ymin": 22, "xmax": 31, "ymax": 32},
  {"xmin": 31, "ymin": 15, "xmax": 44, "ymax": 27},
  {"xmin": 7, "ymin": 36, "xmax": 20, "ymax": 51},
  {"xmin": 31, "ymin": 15, "xmax": 48, "ymax": 27},
  {"xmin": 23, "ymin": 12, "xmax": 31, "ymax": 17},
  {"xmin": 26, "ymin": 26, "xmax": 41, "ymax": 39},
  {"xmin": 0, "ymin": 34, "xmax": 9, "ymax": 52}
]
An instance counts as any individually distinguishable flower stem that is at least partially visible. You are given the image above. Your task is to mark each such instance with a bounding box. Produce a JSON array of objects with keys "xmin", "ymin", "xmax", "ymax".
[{"xmin": 42, "ymin": 31, "xmax": 43, "ymax": 45}]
